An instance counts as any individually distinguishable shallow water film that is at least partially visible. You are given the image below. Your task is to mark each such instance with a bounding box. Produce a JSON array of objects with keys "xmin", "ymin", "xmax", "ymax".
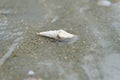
[{"xmin": 0, "ymin": 0, "xmax": 120, "ymax": 80}]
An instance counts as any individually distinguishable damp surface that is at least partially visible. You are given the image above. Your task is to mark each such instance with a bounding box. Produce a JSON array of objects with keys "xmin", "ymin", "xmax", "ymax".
[{"xmin": 0, "ymin": 0, "xmax": 120, "ymax": 80}]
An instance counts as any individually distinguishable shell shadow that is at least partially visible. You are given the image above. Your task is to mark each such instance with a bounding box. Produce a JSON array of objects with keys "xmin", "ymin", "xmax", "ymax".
[{"xmin": 55, "ymin": 35, "xmax": 79, "ymax": 46}]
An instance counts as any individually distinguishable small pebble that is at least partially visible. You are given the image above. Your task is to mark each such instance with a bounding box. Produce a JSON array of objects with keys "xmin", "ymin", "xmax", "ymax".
[
  {"xmin": 97, "ymin": 0, "xmax": 112, "ymax": 6},
  {"xmin": 64, "ymin": 56, "xmax": 68, "ymax": 60},
  {"xmin": 24, "ymin": 77, "xmax": 42, "ymax": 80},
  {"xmin": 28, "ymin": 70, "xmax": 35, "ymax": 76}
]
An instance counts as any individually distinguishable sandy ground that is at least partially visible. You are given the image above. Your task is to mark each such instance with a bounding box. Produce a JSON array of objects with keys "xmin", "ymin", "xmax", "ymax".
[{"xmin": 0, "ymin": 0, "xmax": 120, "ymax": 80}]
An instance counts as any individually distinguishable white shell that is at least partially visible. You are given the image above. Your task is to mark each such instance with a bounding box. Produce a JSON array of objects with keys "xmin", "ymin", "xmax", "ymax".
[
  {"xmin": 28, "ymin": 70, "xmax": 35, "ymax": 76},
  {"xmin": 97, "ymin": 0, "xmax": 111, "ymax": 6},
  {"xmin": 37, "ymin": 29, "xmax": 75, "ymax": 40},
  {"xmin": 37, "ymin": 30, "xmax": 58, "ymax": 39}
]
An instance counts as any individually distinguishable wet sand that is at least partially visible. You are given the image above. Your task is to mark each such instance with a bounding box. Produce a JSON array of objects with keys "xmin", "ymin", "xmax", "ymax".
[{"xmin": 0, "ymin": 0, "xmax": 120, "ymax": 80}]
